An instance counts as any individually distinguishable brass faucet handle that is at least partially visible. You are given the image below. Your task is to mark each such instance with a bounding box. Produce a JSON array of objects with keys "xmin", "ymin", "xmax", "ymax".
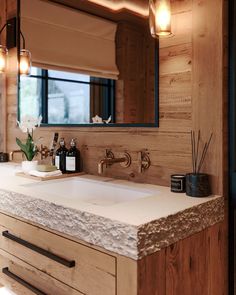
[
  {"xmin": 120, "ymin": 152, "xmax": 132, "ymax": 168},
  {"xmin": 39, "ymin": 145, "xmax": 50, "ymax": 160},
  {"xmin": 138, "ymin": 150, "xmax": 151, "ymax": 173},
  {"xmin": 105, "ymin": 149, "xmax": 114, "ymax": 160}
]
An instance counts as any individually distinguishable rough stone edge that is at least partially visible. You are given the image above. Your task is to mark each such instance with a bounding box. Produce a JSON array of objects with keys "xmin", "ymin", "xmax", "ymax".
[
  {"xmin": 0, "ymin": 189, "xmax": 139, "ymax": 259},
  {"xmin": 137, "ymin": 197, "xmax": 224, "ymax": 259},
  {"xmin": 0, "ymin": 189, "xmax": 224, "ymax": 260}
]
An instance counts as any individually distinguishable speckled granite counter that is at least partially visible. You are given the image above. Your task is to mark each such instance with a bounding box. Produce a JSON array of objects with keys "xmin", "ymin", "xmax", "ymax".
[{"xmin": 0, "ymin": 163, "xmax": 224, "ymax": 260}]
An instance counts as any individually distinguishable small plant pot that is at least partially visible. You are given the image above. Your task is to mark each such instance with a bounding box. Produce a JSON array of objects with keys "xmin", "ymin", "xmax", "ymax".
[
  {"xmin": 186, "ymin": 173, "xmax": 211, "ymax": 197},
  {"xmin": 21, "ymin": 160, "xmax": 38, "ymax": 174}
]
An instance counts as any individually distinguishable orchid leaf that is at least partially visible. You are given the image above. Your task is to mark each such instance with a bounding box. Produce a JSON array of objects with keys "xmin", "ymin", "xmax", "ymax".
[{"xmin": 16, "ymin": 134, "xmax": 36, "ymax": 161}]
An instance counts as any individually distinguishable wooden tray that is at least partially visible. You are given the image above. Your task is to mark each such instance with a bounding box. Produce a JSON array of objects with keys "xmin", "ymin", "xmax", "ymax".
[{"xmin": 15, "ymin": 172, "xmax": 85, "ymax": 181}]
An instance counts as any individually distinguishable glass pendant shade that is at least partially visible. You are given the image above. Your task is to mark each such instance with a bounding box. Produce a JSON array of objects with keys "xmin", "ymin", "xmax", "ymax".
[
  {"xmin": 0, "ymin": 45, "xmax": 8, "ymax": 73},
  {"xmin": 149, "ymin": 0, "xmax": 172, "ymax": 37},
  {"xmin": 20, "ymin": 49, "xmax": 31, "ymax": 76}
]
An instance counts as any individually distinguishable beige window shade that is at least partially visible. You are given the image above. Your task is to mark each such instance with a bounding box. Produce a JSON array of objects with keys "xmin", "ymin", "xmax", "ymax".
[{"xmin": 21, "ymin": 0, "xmax": 119, "ymax": 79}]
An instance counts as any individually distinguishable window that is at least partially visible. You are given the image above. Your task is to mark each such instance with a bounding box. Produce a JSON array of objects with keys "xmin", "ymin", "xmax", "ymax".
[{"xmin": 19, "ymin": 67, "xmax": 115, "ymax": 125}]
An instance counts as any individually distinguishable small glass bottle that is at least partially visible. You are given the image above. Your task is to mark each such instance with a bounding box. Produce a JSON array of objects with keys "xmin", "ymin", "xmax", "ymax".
[
  {"xmin": 55, "ymin": 138, "xmax": 68, "ymax": 173},
  {"xmin": 66, "ymin": 139, "xmax": 80, "ymax": 173}
]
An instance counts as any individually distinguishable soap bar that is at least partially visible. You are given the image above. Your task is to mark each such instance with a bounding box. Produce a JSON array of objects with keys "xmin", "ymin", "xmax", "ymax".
[{"xmin": 37, "ymin": 165, "xmax": 57, "ymax": 172}]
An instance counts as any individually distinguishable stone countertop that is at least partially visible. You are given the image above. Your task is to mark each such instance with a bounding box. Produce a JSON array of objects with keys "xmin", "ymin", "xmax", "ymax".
[{"xmin": 0, "ymin": 163, "xmax": 224, "ymax": 260}]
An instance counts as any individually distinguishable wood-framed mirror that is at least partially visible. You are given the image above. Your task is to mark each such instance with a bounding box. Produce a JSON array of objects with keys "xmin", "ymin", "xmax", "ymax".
[{"xmin": 17, "ymin": 0, "xmax": 159, "ymax": 127}]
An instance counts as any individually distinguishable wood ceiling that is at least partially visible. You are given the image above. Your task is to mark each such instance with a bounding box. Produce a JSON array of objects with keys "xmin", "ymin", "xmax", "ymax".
[
  {"xmin": 49, "ymin": 0, "xmax": 149, "ymax": 24},
  {"xmin": 87, "ymin": 0, "xmax": 148, "ymax": 16}
]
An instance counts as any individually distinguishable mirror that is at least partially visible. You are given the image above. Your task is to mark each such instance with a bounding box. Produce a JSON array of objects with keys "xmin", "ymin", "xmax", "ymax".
[{"xmin": 18, "ymin": 0, "xmax": 158, "ymax": 127}]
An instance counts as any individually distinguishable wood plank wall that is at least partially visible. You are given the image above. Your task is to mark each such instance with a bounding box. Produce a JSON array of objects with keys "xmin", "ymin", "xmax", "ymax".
[
  {"xmin": 0, "ymin": 0, "xmax": 17, "ymax": 152},
  {"xmin": 0, "ymin": 0, "xmax": 7, "ymax": 152},
  {"xmin": 0, "ymin": 0, "xmax": 227, "ymax": 196}
]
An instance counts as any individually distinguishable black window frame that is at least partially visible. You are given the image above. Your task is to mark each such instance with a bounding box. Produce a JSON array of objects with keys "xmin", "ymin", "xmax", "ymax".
[{"xmin": 18, "ymin": 68, "xmax": 116, "ymax": 125}]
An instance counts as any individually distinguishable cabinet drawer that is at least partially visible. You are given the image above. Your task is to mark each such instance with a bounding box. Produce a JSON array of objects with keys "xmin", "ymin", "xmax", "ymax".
[
  {"xmin": 0, "ymin": 213, "xmax": 116, "ymax": 295},
  {"xmin": 0, "ymin": 249, "xmax": 83, "ymax": 295}
]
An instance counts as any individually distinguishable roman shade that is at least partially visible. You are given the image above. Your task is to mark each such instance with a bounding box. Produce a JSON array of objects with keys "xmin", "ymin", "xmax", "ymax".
[{"xmin": 21, "ymin": 0, "xmax": 119, "ymax": 79}]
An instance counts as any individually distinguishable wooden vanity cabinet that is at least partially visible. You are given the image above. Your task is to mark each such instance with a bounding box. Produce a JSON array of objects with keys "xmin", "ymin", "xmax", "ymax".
[
  {"xmin": 0, "ymin": 213, "xmax": 116, "ymax": 295},
  {"xmin": 0, "ymin": 212, "xmax": 227, "ymax": 295}
]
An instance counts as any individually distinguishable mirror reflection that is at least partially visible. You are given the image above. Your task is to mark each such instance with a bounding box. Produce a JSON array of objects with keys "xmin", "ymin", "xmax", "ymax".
[{"xmin": 19, "ymin": 0, "xmax": 158, "ymax": 126}]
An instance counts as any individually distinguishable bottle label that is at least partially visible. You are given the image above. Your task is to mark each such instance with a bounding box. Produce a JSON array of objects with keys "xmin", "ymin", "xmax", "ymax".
[
  {"xmin": 66, "ymin": 157, "xmax": 76, "ymax": 171},
  {"xmin": 55, "ymin": 156, "xmax": 60, "ymax": 170}
]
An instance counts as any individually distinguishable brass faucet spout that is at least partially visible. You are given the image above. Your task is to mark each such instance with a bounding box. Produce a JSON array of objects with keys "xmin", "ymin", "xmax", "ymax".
[
  {"xmin": 98, "ymin": 159, "xmax": 106, "ymax": 174},
  {"xmin": 98, "ymin": 150, "xmax": 131, "ymax": 175},
  {"xmin": 9, "ymin": 150, "xmax": 23, "ymax": 161}
]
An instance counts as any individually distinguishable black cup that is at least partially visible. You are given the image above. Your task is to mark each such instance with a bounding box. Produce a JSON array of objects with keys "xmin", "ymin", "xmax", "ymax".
[
  {"xmin": 0, "ymin": 153, "xmax": 9, "ymax": 162},
  {"xmin": 186, "ymin": 173, "xmax": 211, "ymax": 197}
]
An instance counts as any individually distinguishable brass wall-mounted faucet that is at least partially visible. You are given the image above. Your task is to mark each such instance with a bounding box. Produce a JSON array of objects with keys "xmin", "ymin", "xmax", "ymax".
[{"xmin": 98, "ymin": 149, "xmax": 131, "ymax": 174}]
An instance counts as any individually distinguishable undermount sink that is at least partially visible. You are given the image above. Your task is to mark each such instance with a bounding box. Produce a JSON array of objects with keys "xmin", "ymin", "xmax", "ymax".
[{"xmin": 22, "ymin": 177, "xmax": 156, "ymax": 206}]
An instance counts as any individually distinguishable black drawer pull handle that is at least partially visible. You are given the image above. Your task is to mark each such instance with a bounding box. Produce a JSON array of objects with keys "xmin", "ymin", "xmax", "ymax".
[
  {"xmin": 2, "ymin": 231, "xmax": 75, "ymax": 268},
  {"xmin": 2, "ymin": 267, "xmax": 47, "ymax": 295}
]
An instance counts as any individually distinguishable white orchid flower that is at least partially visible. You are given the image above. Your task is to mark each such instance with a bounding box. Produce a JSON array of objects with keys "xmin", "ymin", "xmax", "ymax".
[
  {"xmin": 37, "ymin": 115, "xmax": 42, "ymax": 127},
  {"xmin": 17, "ymin": 115, "xmax": 42, "ymax": 133},
  {"xmin": 104, "ymin": 116, "xmax": 112, "ymax": 124},
  {"xmin": 92, "ymin": 115, "xmax": 103, "ymax": 124},
  {"xmin": 16, "ymin": 115, "xmax": 42, "ymax": 161}
]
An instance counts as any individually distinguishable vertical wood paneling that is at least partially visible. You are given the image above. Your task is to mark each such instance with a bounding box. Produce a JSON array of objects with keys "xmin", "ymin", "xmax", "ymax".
[
  {"xmin": 138, "ymin": 248, "xmax": 166, "ymax": 295},
  {"xmin": 137, "ymin": 221, "xmax": 227, "ymax": 295},
  {"xmin": 166, "ymin": 230, "xmax": 208, "ymax": 295},
  {"xmin": 0, "ymin": 0, "xmax": 7, "ymax": 152},
  {"xmin": 192, "ymin": 0, "xmax": 225, "ymax": 195},
  {"xmin": 116, "ymin": 22, "xmax": 155, "ymax": 124}
]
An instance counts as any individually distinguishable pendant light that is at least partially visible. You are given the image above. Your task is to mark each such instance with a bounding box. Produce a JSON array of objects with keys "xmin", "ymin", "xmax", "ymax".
[
  {"xmin": 0, "ymin": 23, "xmax": 9, "ymax": 73},
  {"xmin": 149, "ymin": 0, "xmax": 172, "ymax": 38},
  {"xmin": 20, "ymin": 31, "xmax": 31, "ymax": 76}
]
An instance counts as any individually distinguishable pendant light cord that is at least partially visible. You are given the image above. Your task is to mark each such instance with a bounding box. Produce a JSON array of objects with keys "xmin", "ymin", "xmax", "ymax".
[
  {"xmin": 0, "ymin": 23, "xmax": 11, "ymax": 41},
  {"xmin": 20, "ymin": 31, "xmax": 26, "ymax": 49}
]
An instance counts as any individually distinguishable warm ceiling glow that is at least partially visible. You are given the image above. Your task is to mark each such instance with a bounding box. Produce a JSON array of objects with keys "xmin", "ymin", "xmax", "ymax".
[{"xmin": 88, "ymin": 0, "xmax": 149, "ymax": 16}]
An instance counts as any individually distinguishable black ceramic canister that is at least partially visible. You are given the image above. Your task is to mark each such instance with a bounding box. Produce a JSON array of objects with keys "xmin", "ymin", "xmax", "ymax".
[
  {"xmin": 171, "ymin": 174, "xmax": 186, "ymax": 193},
  {"xmin": 186, "ymin": 173, "xmax": 211, "ymax": 197},
  {"xmin": 0, "ymin": 153, "xmax": 9, "ymax": 162}
]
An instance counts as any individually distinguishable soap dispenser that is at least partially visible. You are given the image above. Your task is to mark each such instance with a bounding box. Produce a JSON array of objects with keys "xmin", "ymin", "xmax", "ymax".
[
  {"xmin": 66, "ymin": 138, "xmax": 80, "ymax": 173},
  {"xmin": 55, "ymin": 138, "xmax": 68, "ymax": 173}
]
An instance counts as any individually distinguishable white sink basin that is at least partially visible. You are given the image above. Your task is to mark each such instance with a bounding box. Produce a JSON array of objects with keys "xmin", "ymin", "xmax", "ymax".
[{"xmin": 22, "ymin": 178, "xmax": 156, "ymax": 206}]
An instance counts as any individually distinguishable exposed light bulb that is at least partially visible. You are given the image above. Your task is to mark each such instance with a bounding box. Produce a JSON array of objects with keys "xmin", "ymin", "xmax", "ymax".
[
  {"xmin": 149, "ymin": 0, "xmax": 172, "ymax": 38},
  {"xmin": 0, "ymin": 46, "xmax": 8, "ymax": 73},
  {"xmin": 20, "ymin": 49, "xmax": 31, "ymax": 76},
  {"xmin": 156, "ymin": 3, "xmax": 171, "ymax": 32},
  {"xmin": 0, "ymin": 55, "xmax": 6, "ymax": 72}
]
